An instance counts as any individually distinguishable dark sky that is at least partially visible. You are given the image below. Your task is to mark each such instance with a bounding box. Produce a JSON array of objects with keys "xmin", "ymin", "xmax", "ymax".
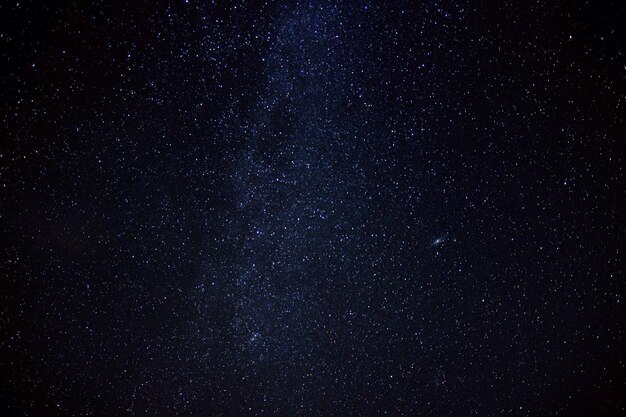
[{"xmin": 1, "ymin": 1, "xmax": 625, "ymax": 416}]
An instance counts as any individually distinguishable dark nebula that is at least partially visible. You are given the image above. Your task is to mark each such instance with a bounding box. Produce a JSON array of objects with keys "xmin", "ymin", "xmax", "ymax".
[{"xmin": 1, "ymin": 1, "xmax": 625, "ymax": 416}]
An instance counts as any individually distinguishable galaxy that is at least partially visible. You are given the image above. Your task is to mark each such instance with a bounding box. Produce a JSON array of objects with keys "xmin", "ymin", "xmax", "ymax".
[{"xmin": 1, "ymin": 1, "xmax": 625, "ymax": 416}]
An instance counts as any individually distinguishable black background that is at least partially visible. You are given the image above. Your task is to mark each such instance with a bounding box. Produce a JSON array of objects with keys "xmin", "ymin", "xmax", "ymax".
[{"xmin": 1, "ymin": 1, "xmax": 625, "ymax": 416}]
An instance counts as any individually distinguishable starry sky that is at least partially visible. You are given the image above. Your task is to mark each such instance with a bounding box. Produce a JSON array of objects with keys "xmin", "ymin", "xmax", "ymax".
[{"xmin": 1, "ymin": 1, "xmax": 625, "ymax": 416}]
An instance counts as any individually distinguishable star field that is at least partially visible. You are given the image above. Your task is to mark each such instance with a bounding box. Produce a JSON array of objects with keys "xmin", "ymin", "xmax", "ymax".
[{"xmin": 1, "ymin": 1, "xmax": 625, "ymax": 416}]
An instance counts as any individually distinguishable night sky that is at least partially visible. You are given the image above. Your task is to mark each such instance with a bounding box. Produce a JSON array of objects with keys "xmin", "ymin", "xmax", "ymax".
[{"xmin": 1, "ymin": 1, "xmax": 625, "ymax": 416}]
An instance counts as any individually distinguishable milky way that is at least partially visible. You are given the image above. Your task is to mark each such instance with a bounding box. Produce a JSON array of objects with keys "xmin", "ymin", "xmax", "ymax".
[{"xmin": 1, "ymin": 1, "xmax": 624, "ymax": 416}]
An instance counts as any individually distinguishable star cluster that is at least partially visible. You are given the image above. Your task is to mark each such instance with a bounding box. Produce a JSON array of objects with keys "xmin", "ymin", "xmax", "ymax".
[{"xmin": 1, "ymin": 1, "xmax": 624, "ymax": 416}]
